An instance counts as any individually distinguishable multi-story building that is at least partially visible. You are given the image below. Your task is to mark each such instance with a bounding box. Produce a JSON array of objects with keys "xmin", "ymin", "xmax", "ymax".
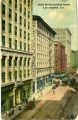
[
  {"xmin": 53, "ymin": 28, "xmax": 71, "ymax": 70},
  {"xmin": 54, "ymin": 41, "xmax": 67, "ymax": 72},
  {"xmin": 71, "ymin": 50, "xmax": 78, "ymax": 69},
  {"xmin": 1, "ymin": 0, "xmax": 33, "ymax": 113},
  {"xmin": 32, "ymin": 16, "xmax": 56, "ymax": 96}
]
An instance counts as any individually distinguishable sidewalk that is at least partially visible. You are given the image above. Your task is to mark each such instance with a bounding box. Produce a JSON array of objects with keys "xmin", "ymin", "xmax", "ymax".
[
  {"xmin": 1, "ymin": 85, "xmax": 52, "ymax": 120},
  {"xmin": 1, "ymin": 102, "xmax": 27, "ymax": 120},
  {"xmin": 1, "ymin": 85, "xmax": 76, "ymax": 120},
  {"xmin": 12, "ymin": 85, "xmax": 76, "ymax": 120},
  {"xmin": 30, "ymin": 85, "xmax": 53, "ymax": 101},
  {"xmin": 41, "ymin": 85, "xmax": 75, "ymax": 101}
]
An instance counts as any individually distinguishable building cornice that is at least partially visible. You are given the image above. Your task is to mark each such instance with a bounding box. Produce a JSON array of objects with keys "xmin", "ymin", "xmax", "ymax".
[
  {"xmin": 33, "ymin": 15, "xmax": 56, "ymax": 36},
  {"xmin": 1, "ymin": 47, "xmax": 33, "ymax": 55},
  {"xmin": 1, "ymin": 82, "xmax": 15, "ymax": 88},
  {"xmin": 33, "ymin": 30, "xmax": 54, "ymax": 42}
]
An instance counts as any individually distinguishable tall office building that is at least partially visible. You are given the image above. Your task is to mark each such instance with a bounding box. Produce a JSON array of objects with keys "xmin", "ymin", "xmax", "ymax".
[
  {"xmin": 32, "ymin": 16, "xmax": 56, "ymax": 97},
  {"xmin": 1, "ymin": 0, "xmax": 33, "ymax": 112},
  {"xmin": 53, "ymin": 28, "xmax": 71, "ymax": 70}
]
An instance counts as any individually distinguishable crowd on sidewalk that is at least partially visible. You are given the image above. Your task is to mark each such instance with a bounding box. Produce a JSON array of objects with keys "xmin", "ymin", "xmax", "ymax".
[
  {"xmin": 2, "ymin": 85, "xmax": 77, "ymax": 120},
  {"xmin": 1, "ymin": 86, "xmax": 53, "ymax": 120},
  {"xmin": 2, "ymin": 98, "xmax": 29, "ymax": 120},
  {"xmin": 2, "ymin": 86, "xmax": 52, "ymax": 120}
]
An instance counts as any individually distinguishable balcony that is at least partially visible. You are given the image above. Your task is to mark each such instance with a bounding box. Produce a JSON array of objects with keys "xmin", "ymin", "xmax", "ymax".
[
  {"xmin": 1, "ymin": 81, "xmax": 15, "ymax": 88},
  {"xmin": 15, "ymin": 80, "xmax": 24, "ymax": 87}
]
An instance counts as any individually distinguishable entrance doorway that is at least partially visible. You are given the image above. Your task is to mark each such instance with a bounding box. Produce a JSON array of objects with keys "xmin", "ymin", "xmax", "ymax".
[{"xmin": 15, "ymin": 88, "xmax": 20, "ymax": 105}]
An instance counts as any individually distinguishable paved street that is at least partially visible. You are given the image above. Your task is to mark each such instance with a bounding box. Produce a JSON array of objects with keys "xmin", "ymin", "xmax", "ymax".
[
  {"xmin": 15, "ymin": 85, "xmax": 78, "ymax": 120},
  {"xmin": 41, "ymin": 86, "xmax": 75, "ymax": 101}
]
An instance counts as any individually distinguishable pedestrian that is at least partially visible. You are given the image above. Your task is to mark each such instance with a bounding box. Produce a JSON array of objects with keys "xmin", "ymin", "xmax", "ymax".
[
  {"xmin": 8, "ymin": 110, "xmax": 10, "ymax": 117},
  {"xmin": 71, "ymin": 113, "xmax": 74, "ymax": 119},
  {"xmin": 41, "ymin": 92, "xmax": 43, "ymax": 97},
  {"xmin": 12, "ymin": 118, "xmax": 16, "ymax": 120},
  {"xmin": 33, "ymin": 96, "xmax": 35, "ymax": 101},
  {"xmin": 21, "ymin": 100, "xmax": 22, "ymax": 105},
  {"xmin": 26, "ymin": 98, "xmax": 28, "ymax": 103},
  {"xmin": 9, "ymin": 109, "xmax": 11, "ymax": 117},
  {"xmin": 12, "ymin": 108, "xmax": 14, "ymax": 116},
  {"xmin": 6, "ymin": 111, "xmax": 8, "ymax": 117},
  {"xmin": 7, "ymin": 110, "xmax": 9, "ymax": 117},
  {"xmin": 13, "ymin": 108, "xmax": 15, "ymax": 116},
  {"xmin": 53, "ymin": 89, "xmax": 54, "ymax": 94},
  {"xmin": 61, "ymin": 117, "xmax": 64, "ymax": 120},
  {"xmin": 24, "ymin": 98, "xmax": 25, "ymax": 102},
  {"xmin": 19, "ymin": 104, "xmax": 22, "ymax": 110}
]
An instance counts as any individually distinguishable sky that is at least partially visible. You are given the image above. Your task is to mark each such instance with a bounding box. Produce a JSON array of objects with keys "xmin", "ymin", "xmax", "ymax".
[{"xmin": 33, "ymin": 0, "xmax": 78, "ymax": 51}]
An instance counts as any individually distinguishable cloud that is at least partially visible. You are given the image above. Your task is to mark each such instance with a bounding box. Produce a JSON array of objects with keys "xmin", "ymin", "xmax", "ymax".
[
  {"xmin": 49, "ymin": 11, "xmax": 57, "ymax": 18},
  {"xmin": 57, "ymin": 13, "xmax": 64, "ymax": 20}
]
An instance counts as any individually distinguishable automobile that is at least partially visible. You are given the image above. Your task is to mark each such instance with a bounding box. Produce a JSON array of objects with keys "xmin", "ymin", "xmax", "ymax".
[
  {"xmin": 62, "ymin": 78, "xmax": 68, "ymax": 85},
  {"xmin": 52, "ymin": 85, "xmax": 56, "ymax": 89},
  {"xmin": 69, "ymin": 78, "xmax": 76, "ymax": 84},
  {"xmin": 56, "ymin": 81, "xmax": 60, "ymax": 87},
  {"xmin": 53, "ymin": 80, "xmax": 57, "ymax": 84},
  {"xmin": 53, "ymin": 77, "xmax": 60, "ymax": 81}
]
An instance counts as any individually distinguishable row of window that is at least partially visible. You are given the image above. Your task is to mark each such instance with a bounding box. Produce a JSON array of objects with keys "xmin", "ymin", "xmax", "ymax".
[
  {"xmin": 2, "ymin": 56, "xmax": 30, "ymax": 67},
  {"xmin": 37, "ymin": 70, "xmax": 50, "ymax": 76},
  {"xmin": 37, "ymin": 53, "xmax": 49, "ymax": 60},
  {"xmin": 37, "ymin": 24, "xmax": 53, "ymax": 37},
  {"xmin": 2, "ymin": 36, "xmax": 30, "ymax": 51},
  {"xmin": 2, "ymin": 20, "xmax": 30, "ymax": 34},
  {"xmin": 37, "ymin": 35, "xmax": 49, "ymax": 45},
  {"xmin": 15, "ymin": 0, "xmax": 30, "ymax": 9},
  {"xmin": 37, "ymin": 77, "xmax": 52, "ymax": 91},
  {"xmin": 2, "ymin": 3, "xmax": 30, "ymax": 18},
  {"xmin": 37, "ymin": 44, "xmax": 49, "ymax": 52},
  {"xmin": 15, "ymin": 14, "xmax": 29, "ymax": 28},
  {"xmin": 3, "ymin": 0, "xmax": 30, "ymax": 10},
  {"xmin": 2, "ymin": 68, "xmax": 30, "ymax": 83},
  {"xmin": 37, "ymin": 62, "xmax": 50, "ymax": 68}
]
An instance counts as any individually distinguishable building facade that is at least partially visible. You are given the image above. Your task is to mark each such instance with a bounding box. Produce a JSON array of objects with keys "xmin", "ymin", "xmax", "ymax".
[
  {"xmin": 1, "ymin": 0, "xmax": 33, "ymax": 113},
  {"xmin": 53, "ymin": 28, "xmax": 71, "ymax": 70},
  {"xmin": 71, "ymin": 50, "xmax": 78, "ymax": 69},
  {"xmin": 54, "ymin": 41, "xmax": 67, "ymax": 72},
  {"xmin": 32, "ymin": 16, "xmax": 56, "ymax": 96}
]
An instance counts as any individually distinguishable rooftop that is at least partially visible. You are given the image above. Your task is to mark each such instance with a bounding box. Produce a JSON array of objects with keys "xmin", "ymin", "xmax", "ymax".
[
  {"xmin": 53, "ymin": 28, "xmax": 72, "ymax": 36},
  {"xmin": 33, "ymin": 15, "xmax": 56, "ymax": 36}
]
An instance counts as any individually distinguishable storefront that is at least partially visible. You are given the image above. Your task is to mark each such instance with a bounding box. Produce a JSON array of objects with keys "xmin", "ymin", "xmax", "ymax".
[
  {"xmin": 21, "ymin": 80, "xmax": 32, "ymax": 101},
  {"xmin": 37, "ymin": 77, "xmax": 45, "ymax": 92},
  {"xmin": 32, "ymin": 81, "xmax": 35, "ymax": 94},
  {"xmin": 37, "ymin": 74, "xmax": 53, "ymax": 92},
  {"xmin": 1, "ymin": 84, "xmax": 14, "ymax": 113},
  {"xmin": 15, "ymin": 87, "xmax": 21, "ymax": 105},
  {"xmin": 49, "ymin": 74, "xmax": 53, "ymax": 85}
]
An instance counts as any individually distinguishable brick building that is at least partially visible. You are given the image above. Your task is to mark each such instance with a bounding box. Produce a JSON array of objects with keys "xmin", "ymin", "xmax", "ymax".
[
  {"xmin": 54, "ymin": 41, "xmax": 67, "ymax": 72},
  {"xmin": 53, "ymin": 28, "xmax": 71, "ymax": 70}
]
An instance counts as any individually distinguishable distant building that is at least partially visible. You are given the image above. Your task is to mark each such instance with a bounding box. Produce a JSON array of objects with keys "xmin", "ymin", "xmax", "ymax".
[
  {"xmin": 32, "ymin": 16, "xmax": 56, "ymax": 95},
  {"xmin": 71, "ymin": 50, "xmax": 78, "ymax": 68},
  {"xmin": 53, "ymin": 28, "xmax": 71, "ymax": 70},
  {"xmin": 54, "ymin": 41, "xmax": 67, "ymax": 72},
  {"xmin": 1, "ymin": 0, "xmax": 33, "ymax": 113}
]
